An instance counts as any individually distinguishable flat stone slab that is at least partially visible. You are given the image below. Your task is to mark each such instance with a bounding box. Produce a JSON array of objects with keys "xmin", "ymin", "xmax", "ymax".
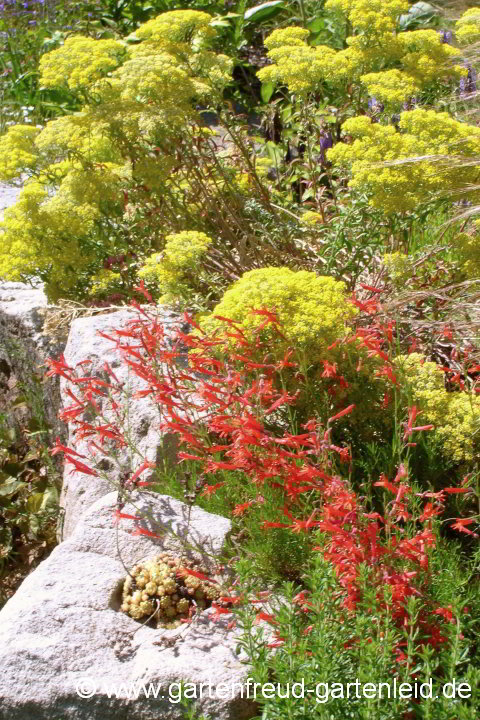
[
  {"xmin": 59, "ymin": 308, "xmax": 183, "ymax": 539},
  {"xmin": 0, "ymin": 492, "xmax": 256, "ymax": 720}
]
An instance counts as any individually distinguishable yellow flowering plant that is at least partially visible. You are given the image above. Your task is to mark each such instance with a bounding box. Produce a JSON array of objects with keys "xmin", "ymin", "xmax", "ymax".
[
  {"xmin": 396, "ymin": 354, "xmax": 480, "ymax": 464},
  {"xmin": 200, "ymin": 267, "xmax": 357, "ymax": 358},
  {"xmin": 0, "ymin": 10, "xmax": 235, "ymax": 302},
  {"xmin": 258, "ymin": 2, "xmax": 463, "ymax": 108},
  {"xmin": 138, "ymin": 231, "xmax": 213, "ymax": 306},
  {"xmin": 455, "ymin": 7, "xmax": 480, "ymax": 46},
  {"xmin": 327, "ymin": 110, "xmax": 480, "ymax": 213}
]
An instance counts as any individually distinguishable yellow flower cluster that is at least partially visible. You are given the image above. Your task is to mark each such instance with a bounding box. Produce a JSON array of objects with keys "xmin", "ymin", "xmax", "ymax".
[
  {"xmin": 0, "ymin": 125, "xmax": 40, "ymax": 181},
  {"xmin": 396, "ymin": 354, "xmax": 480, "ymax": 463},
  {"xmin": 360, "ymin": 69, "xmax": 419, "ymax": 107},
  {"xmin": 397, "ymin": 30, "xmax": 464, "ymax": 86},
  {"xmin": 201, "ymin": 267, "xmax": 356, "ymax": 357},
  {"xmin": 302, "ymin": 210, "xmax": 323, "ymax": 225},
  {"xmin": 455, "ymin": 7, "xmax": 480, "ymax": 46},
  {"xmin": 130, "ymin": 10, "xmax": 231, "ymax": 95},
  {"xmin": 328, "ymin": 110, "xmax": 480, "ymax": 212},
  {"xmin": 134, "ymin": 10, "xmax": 216, "ymax": 56},
  {"xmin": 88, "ymin": 270, "xmax": 123, "ymax": 298},
  {"xmin": 258, "ymin": 38, "xmax": 339, "ymax": 95},
  {"xmin": 34, "ymin": 113, "xmax": 119, "ymax": 163},
  {"xmin": 383, "ymin": 252, "xmax": 412, "ymax": 285},
  {"xmin": 0, "ymin": 173, "xmax": 100, "ymax": 300},
  {"xmin": 138, "ymin": 231, "xmax": 212, "ymax": 303},
  {"xmin": 452, "ymin": 220, "xmax": 480, "ymax": 279},
  {"xmin": 326, "ymin": 0, "xmax": 409, "ymax": 34},
  {"xmin": 39, "ymin": 36, "xmax": 127, "ymax": 91},
  {"xmin": 258, "ymin": 4, "xmax": 462, "ymax": 105}
]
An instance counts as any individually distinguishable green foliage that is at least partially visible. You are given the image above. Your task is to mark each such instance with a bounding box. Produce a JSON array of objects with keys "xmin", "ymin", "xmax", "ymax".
[
  {"xmin": 235, "ymin": 542, "xmax": 480, "ymax": 720},
  {"xmin": 0, "ymin": 369, "xmax": 60, "ymax": 608}
]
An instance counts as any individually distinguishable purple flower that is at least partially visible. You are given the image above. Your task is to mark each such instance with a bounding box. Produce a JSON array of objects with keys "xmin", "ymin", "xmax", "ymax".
[
  {"xmin": 439, "ymin": 30, "xmax": 452, "ymax": 44},
  {"xmin": 460, "ymin": 64, "xmax": 477, "ymax": 96},
  {"xmin": 368, "ymin": 96, "xmax": 384, "ymax": 114},
  {"xmin": 403, "ymin": 97, "xmax": 417, "ymax": 111},
  {"xmin": 319, "ymin": 132, "xmax": 333, "ymax": 164}
]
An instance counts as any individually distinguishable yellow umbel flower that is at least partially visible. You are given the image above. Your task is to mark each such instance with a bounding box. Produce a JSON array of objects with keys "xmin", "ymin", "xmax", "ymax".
[
  {"xmin": 452, "ymin": 220, "xmax": 480, "ymax": 279},
  {"xmin": 134, "ymin": 10, "xmax": 216, "ymax": 57},
  {"xmin": 328, "ymin": 110, "xmax": 480, "ymax": 212},
  {"xmin": 455, "ymin": 7, "xmax": 480, "ymax": 45},
  {"xmin": 397, "ymin": 30, "xmax": 463, "ymax": 85},
  {"xmin": 0, "ymin": 125, "xmax": 39, "ymax": 181},
  {"xmin": 200, "ymin": 267, "xmax": 356, "ymax": 357},
  {"xmin": 139, "ymin": 231, "xmax": 212, "ymax": 303},
  {"xmin": 39, "ymin": 35, "xmax": 126, "ymax": 91},
  {"xmin": 396, "ymin": 354, "xmax": 480, "ymax": 463},
  {"xmin": 360, "ymin": 69, "xmax": 419, "ymax": 107},
  {"xmin": 325, "ymin": 0, "xmax": 409, "ymax": 34}
]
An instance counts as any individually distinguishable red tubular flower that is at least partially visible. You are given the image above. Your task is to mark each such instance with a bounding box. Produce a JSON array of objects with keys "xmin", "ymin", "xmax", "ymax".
[
  {"xmin": 450, "ymin": 518, "xmax": 479, "ymax": 537},
  {"xmin": 201, "ymin": 482, "xmax": 225, "ymax": 497},
  {"xmin": 328, "ymin": 404, "xmax": 355, "ymax": 423}
]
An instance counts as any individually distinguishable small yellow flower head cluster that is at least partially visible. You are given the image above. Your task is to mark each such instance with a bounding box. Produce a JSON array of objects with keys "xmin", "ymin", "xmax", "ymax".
[
  {"xmin": 130, "ymin": 154, "xmax": 175, "ymax": 194},
  {"xmin": 383, "ymin": 252, "xmax": 412, "ymax": 285},
  {"xmin": 258, "ymin": 42, "xmax": 338, "ymax": 95},
  {"xmin": 255, "ymin": 157, "xmax": 274, "ymax": 178},
  {"xmin": 39, "ymin": 36, "xmax": 127, "ymax": 91},
  {"xmin": 0, "ymin": 180, "xmax": 47, "ymax": 279},
  {"xmin": 88, "ymin": 270, "xmax": 123, "ymax": 298},
  {"xmin": 264, "ymin": 26, "xmax": 310, "ymax": 50},
  {"xmin": 326, "ymin": 0, "xmax": 409, "ymax": 34},
  {"xmin": 129, "ymin": 11, "xmax": 232, "ymax": 97},
  {"xmin": 122, "ymin": 552, "xmax": 219, "ymax": 629},
  {"xmin": 189, "ymin": 51, "xmax": 234, "ymax": 95},
  {"xmin": 325, "ymin": 0, "xmax": 409, "ymax": 38},
  {"xmin": 328, "ymin": 110, "xmax": 480, "ymax": 212},
  {"xmin": 58, "ymin": 162, "xmax": 126, "ymax": 207},
  {"xmin": 302, "ymin": 210, "xmax": 324, "ymax": 225},
  {"xmin": 259, "ymin": 26, "xmax": 356, "ymax": 93},
  {"xmin": 258, "ymin": 4, "xmax": 461, "ymax": 105},
  {"xmin": 396, "ymin": 353, "xmax": 480, "ymax": 463},
  {"xmin": 139, "ymin": 231, "xmax": 212, "ymax": 302},
  {"xmin": 397, "ymin": 30, "xmax": 464, "ymax": 86},
  {"xmin": 455, "ymin": 7, "xmax": 480, "ymax": 46},
  {"xmin": 452, "ymin": 220, "xmax": 480, "ymax": 279},
  {"xmin": 0, "ymin": 11, "xmax": 232, "ymax": 298},
  {"xmin": 0, "ymin": 125, "xmax": 40, "ymax": 181},
  {"xmin": 34, "ymin": 113, "xmax": 119, "ymax": 163},
  {"xmin": 134, "ymin": 10, "xmax": 216, "ymax": 56},
  {"xmin": 201, "ymin": 267, "xmax": 356, "ymax": 357},
  {"xmin": 0, "ymin": 175, "xmax": 98, "ymax": 300},
  {"xmin": 114, "ymin": 53, "xmax": 196, "ymax": 121},
  {"xmin": 360, "ymin": 69, "xmax": 419, "ymax": 108}
]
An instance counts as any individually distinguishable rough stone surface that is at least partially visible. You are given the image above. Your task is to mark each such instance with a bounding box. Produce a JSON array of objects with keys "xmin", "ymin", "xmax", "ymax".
[
  {"xmin": 0, "ymin": 491, "xmax": 256, "ymax": 720},
  {"xmin": 59, "ymin": 308, "xmax": 184, "ymax": 540},
  {"xmin": 0, "ymin": 280, "xmax": 65, "ymax": 441},
  {"xmin": 0, "ymin": 180, "xmax": 21, "ymax": 221}
]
